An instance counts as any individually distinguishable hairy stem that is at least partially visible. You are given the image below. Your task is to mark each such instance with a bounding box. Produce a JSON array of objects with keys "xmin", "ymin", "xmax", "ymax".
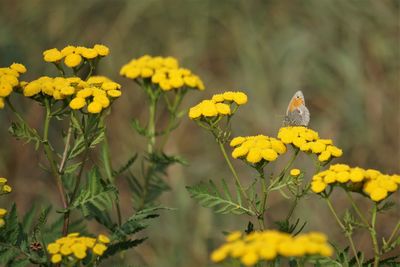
[
  {"xmin": 217, "ymin": 141, "xmax": 260, "ymax": 227},
  {"xmin": 43, "ymin": 100, "xmax": 69, "ymax": 235},
  {"xmin": 324, "ymin": 197, "xmax": 361, "ymax": 266},
  {"xmin": 370, "ymin": 204, "xmax": 380, "ymax": 267},
  {"xmin": 147, "ymin": 95, "xmax": 157, "ymax": 154}
]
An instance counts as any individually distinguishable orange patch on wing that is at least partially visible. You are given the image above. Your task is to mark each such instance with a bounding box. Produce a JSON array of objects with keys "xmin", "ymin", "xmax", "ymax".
[{"xmin": 289, "ymin": 98, "xmax": 304, "ymax": 112}]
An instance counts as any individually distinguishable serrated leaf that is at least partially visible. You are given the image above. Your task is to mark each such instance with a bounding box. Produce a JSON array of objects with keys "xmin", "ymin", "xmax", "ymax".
[
  {"xmin": 112, "ymin": 154, "xmax": 138, "ymax": 178},
  {"xmin": 186, "ymin": 180, "xmax": 255, "ymax": 215},
  {"xmin": 99, "ymin": 238, "xmax": 147, "ymax": 261},
  {"xmin": 112, "ymin": 206, "xmax": 165, "ymax": 240},
  {"xmin": 8, "ymin": 121, "xmax": 41, "ymax": 150},
  {"xmin": 131, "ymin": 119, "xmax": 148, "ymax": 136},
  {"xmin": 70, "ymin": 168, "xmax": 117, "ymax": 217}
]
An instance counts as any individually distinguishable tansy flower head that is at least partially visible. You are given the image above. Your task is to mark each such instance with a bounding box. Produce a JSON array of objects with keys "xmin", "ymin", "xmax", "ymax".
[
  {"xmin": 0, "ymin": 63, "xmax": 27, "ymax": 108},
  {"xmin": 278, "ymin": 126, "xmax": 342, "ymax": 163},
  {"xmin": 21, "ymin": 76, "xmax": 121, "ymax": 114},
  {"xmin": 312, "ymin": 164, "xmax": 400, "ymax": 202},
  {"xmin": 0, "ymin": 208, "xmax": 7, "ymax": 228},
  {"xmin": 0, "ymin": 177, "xmax": 12, "ymax": 195},
  {"xmin": 120, "ymin": 55, "xmax": 205, "ymax": 91},
  {"xmin": 230, "ymin": 135, "xmax": 286, "ymax": 164},
  {"xmin": 211, "ymin": 230, "xmax": 333, "ymax": 266},
  {"xmin": 188, "ymin": 91, "xmax": 248, "ymax": 120},
  {"xmin": 43, "ymin": 44, "xmax": 110, "ymax": 67},
  {"xmin": 47, "ymin": 233, "xmax": 110, "ymax": 264}
]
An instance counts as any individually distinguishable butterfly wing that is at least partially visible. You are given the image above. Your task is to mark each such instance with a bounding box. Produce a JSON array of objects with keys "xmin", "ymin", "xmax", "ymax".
[{"xmin": 284, "ymin": 91, "xmax": 310, "ymax": 126}]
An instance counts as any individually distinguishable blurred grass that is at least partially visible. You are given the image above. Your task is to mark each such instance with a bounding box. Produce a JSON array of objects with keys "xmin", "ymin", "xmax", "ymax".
[{"xmin": 0, "ymin": 0, "xmax": 399, "ymax": 266}]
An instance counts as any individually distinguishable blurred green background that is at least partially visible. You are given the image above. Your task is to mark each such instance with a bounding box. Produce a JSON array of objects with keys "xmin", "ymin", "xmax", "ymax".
[{"xmin": 0, "ymin": 0, "xmax": 399, "ymax": 266}]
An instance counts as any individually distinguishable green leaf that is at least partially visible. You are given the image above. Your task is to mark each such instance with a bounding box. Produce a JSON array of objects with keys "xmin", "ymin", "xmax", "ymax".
[
  {"xmin": 70, "ymin": 168, "xmax": 117, "ymax": 217},
  {"xmin": 112, "ymin": 206, "xmax": 165, "ymax": 240},
  {"xmin": 22, "ymin": 205, "xmax": 36, "ymax": 233},
  {"xmin": 112, "ymin": 154, "xmax": 138, "ymax": 178},
  {"xmin": 186, "ymin": 180, "xmax": 255, "ymax": 215},
  {"xmin": 8, "ymin": 121, "xmax": 41, "ymax": 150},
  {"xmin": 100, "ymin": 238, "xmax": 147, "ymax": 261},
  {"xmin": 131, "ymin": 119, "xmax": 148, "ymax": 136}
]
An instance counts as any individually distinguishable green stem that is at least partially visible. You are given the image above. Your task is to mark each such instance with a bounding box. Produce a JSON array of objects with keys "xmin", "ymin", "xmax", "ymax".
[
  {"xmin": 147, "ymin": 94, "xmax": 157, "ymax": 154},
  {"xmin": 324, "ymin": 197, "xmax": 361, "ymax": 267},
  {"xmin": 217, "ymin": 141, "xmax": 260, "ymax": 226},
  {"xmin": 277, "ymin": 149, "xmax": 299, "ymax": 181},
  {"xmin": 383, "ymin": 220, "xmax": 400, "ymax": 252},
  {"xmin": 102, "ymin": 135, "xmax": 122, "ymax": 226},
  {"xmin": 258, "ymin": 168, "xmax": 267, "ymax": 229},
  {"xmin": 159, "ymin": 91, "xmax": 185, "ymax": 150},
  {"xmin": 370, "ymin": 204, "xmax": 380, "ymax": 267},
  {"xmin": 345, "ymin": 191, "xmax": 370, "ymax": 227},
  {"xmin": 42, "ymin": 99, "xmax": 69, "ymax": 235},
  {"xmin": 58, "ymin": 116, "xmax": 73, "ymax": 174}
]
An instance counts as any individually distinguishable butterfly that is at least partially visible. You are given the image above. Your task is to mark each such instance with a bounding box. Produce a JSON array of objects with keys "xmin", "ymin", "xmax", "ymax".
[{"xmin": 283, "ymin": 90, "xmax": 310, "ymax": 126}]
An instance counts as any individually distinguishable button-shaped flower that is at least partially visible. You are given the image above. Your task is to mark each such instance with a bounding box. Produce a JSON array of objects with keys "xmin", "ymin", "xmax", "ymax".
[{"xmin": 230, "ymin": 135, "xmax": 286, "ymax": 164}]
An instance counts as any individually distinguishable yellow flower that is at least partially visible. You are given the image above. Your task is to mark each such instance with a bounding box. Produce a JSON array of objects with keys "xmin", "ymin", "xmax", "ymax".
[
  {"xmin": 93, "ymin": 243, "xmax": 107, "ymax": 255},
  {"xmin": 215, "ymin": 103, "xmax": 231, "ymax": 115},
  {"xmin": 0, "ymin": 208, "xmax": 7, "ymax": 216},
  {"xmin": 47, "ymin": 243, "xmax": 60, "ymax": 254},
  {"xmin": 2, "ymin": 185, "xmax": 11, "ymax": 193},
  {"xmin": 94, "ymin": 44, "xmax": 110, "ymax": 56},
  {"xmin": 60, "ymin": 244, "xmax": 72, "ymax": 255},
  {"xmin": 60, "ymin": 86, "xmax": 75, "ymax": 95},
  {"xmin": 230, "ymin": 137, "xmax": 246, "ymax": 147},
  {"xmin": 369, "ymin": 187, "xmax": 387, "ymax": 202},
  {"xmin": 241, "ymin": 252, "xmax": 259, "ymax": 266},
  {"xmin": 290, "ymin": 169, "xmax": 301, "ymax": 177},
  {"xmin": 210, "ymin": 247, "xmax": 229, "ymax": 262},
  {"xmin": 0, "ymin": 98, "xmax": 4, "ymax": 109},
  {"xmin": 43, "ymin": 48, "xmax": 63, "ymax": 62},
  {"xmin": 51, "ymin": 254, "xmax": 62, "ymax": 264},
  {"xmin": 94, "ymin": 95, "xmax": 110, "ymax": 108},
  {"xmin": 121, "ymin": 55, "xmax": 204, "ymax": 91},
  {"xmin": 64, "ymin": 53, "xmax": 82, "ymax": 68},
  {"xmin": 10, "ymin": 63, "xmax": 27, "ymax": 73},
  {"xmin": 98, "ymin": 234, "xmax": 110, "ymax": 244},
  {"xmin": 87, "ymin": 101, "xmax": 103, "ymax": 113},
  {"xmin": 230, "ymin": 135, "xmax": 285, "ymax": 164},
  {"xmin": 233, "ymin": 92, "xmax": 248, "ymax": 105},
  {"xmin": 318, "ymin": 150, "xmax": 331, "ymax": 162},
  {"xmin": 211, "ymin": 230, "xmax": 332, "ymax": 265},
  {"xmin": 311, "ymin": 181, "xmax": 327, "ymax": 193},
  {"xmin": 261, "ymin": 149, "xmax": 278, "ymax": 161},
  {"xmin": 212, "ymin": 94, "xmax": 225, "ymax": 102},
  {"xmin": 0, "ymin": 83, "xmax": 12, "ymax": 97},
  {"xmin": 61, "ymin": 45, "xmax": 76, "ymax": 56},
  {"xmin": 107, "ymin": 89, "xmax": 122, "ymax": 98},
  {"xmin": 71, "ymin": 243, "xmax": 87, "ymax": 259},
  {"xmin": 80, "ymin": 48, "xmax": 98, "ymax": 59},
  {"xmin": 69, "ymin": 97, "xmax": 86, "ymax": 110}
]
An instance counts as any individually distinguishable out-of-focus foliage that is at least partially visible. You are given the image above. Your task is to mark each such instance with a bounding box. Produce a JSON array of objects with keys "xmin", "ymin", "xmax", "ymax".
[{"xmin": 0, "ymin": 1, "xmax": 398, "ymax": 266}]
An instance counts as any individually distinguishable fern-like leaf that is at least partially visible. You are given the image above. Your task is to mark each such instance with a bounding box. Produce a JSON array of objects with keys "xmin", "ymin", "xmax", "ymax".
[{"xmin": 186, "ymin": 180, "xmax": 255, "ymax": 215}]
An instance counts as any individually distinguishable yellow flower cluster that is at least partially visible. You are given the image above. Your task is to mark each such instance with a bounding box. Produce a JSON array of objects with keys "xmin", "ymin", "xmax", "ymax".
[
  {"xmin": 189, "ymin": 91, "xmax": 248, "ymax": 119},
  {"xmin": 47, "ymin": 233, "xmax": 110, "ymax": 264},
  {"xmin": 22, "ymin": 76, "xmax": 121, "ymax": 113},
  {"xmin": 230, "ymin": 135, "xmax": 286, "ymax": 164},
  {"xmin": 311, "ymin": 164, "xmax": 400, "ymax": 202},
  {"xmin": 211, "ymin": 230, "xmax": 333, "ymax": 266},
  {"xmin": 278, "ymin": 127, "xmax": 342, "ymax": 162},
  {"xmin": 69, "ymin": 76, "xmax": 122, "ymax": 113},
  {"xmin": 43, "ymin": 44, "xmax": 110, "ymax": 67},
  {"xmin": 0, "ymin": 63, "xmax": 27, "ymax": 108},
  {"xmin": 120, "ymin": 55, "xmax": 204, "ymax": 91},
  {"xmin": 0, "ymin": 208, "xmax": 6, "ymax": 228},
  {"xmin": 0, "ymin": 177, "xmax": 12, "ymax": 195}
]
